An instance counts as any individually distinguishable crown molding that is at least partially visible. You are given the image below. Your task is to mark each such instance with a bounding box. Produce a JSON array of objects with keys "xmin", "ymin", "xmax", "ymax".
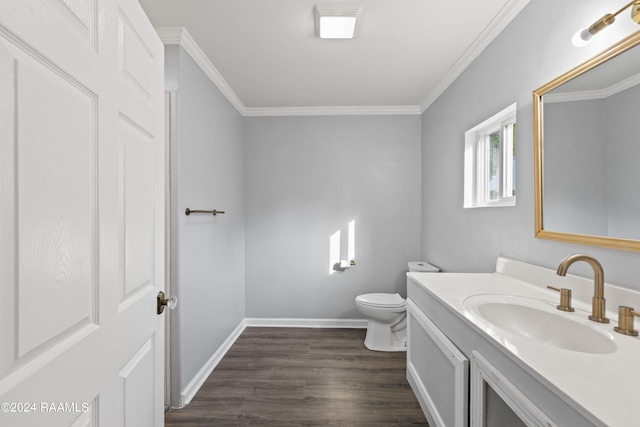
[
  {"xmin": 156, "ymin": 2, "xmax": 530, "ymax": 119},
  {"xmin": 155, "ymin": 26, "xmax": 421, "ymax": 117},
  {"xmin": 418, "ymin": 0, "xmax": 531, "ymax": 113},
  {"xmin": 544, "ymin": 72, "xmax": 640, "ymax": 103},
  {"xmin": 243, "ymin": 105, "xmax": 422, "ymax": 117},
  {"xmin": 155, "ymin": 27, "xmax": 249, "ymax": 115},
  {"xmin": 543, "ymin": 90, "xmax": 604, "ymax": 103}
]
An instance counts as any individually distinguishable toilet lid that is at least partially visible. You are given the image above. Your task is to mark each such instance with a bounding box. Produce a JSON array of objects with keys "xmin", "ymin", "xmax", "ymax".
[{"xmin": 356, "ymin": 293, "xmax": 405, "ymax": 308}]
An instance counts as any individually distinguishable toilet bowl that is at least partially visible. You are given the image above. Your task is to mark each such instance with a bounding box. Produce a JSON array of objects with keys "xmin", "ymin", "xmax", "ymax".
[
  {"xmin": 356, "ymin": 293, "xmax": 408, "ymax": 351},
  {"xmin": 355, "ymin": 261, "xmax": 439, "ymax": 352}
]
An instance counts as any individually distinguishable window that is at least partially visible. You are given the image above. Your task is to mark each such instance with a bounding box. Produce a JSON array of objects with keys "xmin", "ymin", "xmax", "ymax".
[{"xmin": 464, "ymin": 102, "xmax": 517, "ymax": 208}]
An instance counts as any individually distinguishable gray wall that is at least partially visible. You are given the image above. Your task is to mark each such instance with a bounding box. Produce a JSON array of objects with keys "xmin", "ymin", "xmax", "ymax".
[
  {"xmin": 544, "ymin": 83, "xmax": 640, "ymax": 239},
  {"xmin": 544, "ymin": 99, "xmax": 607, "ymax": 235},
  {"xmin": 421, "ymin": 0, "xmax": 640, "ymax": 288},
  {"xmin": 245, "ymin": 116, "xmax": 422, "ymax": 318},
  {"xmin": 165, "ymin": 45, "xmax": 246, "ymax": 398},
  {"xmin": 604, "ymin": 84, "xmax": 640, "ymax": 239}
]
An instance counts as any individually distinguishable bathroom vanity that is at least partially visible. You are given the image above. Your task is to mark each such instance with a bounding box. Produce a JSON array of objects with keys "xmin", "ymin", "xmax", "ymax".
[{"xmin": 406, "ymin": 257, "xmax": 640, "ymax": 427}]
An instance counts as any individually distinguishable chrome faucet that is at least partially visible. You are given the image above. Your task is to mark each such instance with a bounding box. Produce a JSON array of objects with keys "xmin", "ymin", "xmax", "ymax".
[{"xmin": 556, "ymin": 254, "xmax": 609, "ymax": 323}]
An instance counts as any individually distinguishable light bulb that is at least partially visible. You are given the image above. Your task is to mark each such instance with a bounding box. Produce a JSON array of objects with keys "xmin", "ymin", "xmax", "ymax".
[{"xmin": 572, "ymin": 28, "xmax": 592, "ymax": 47}]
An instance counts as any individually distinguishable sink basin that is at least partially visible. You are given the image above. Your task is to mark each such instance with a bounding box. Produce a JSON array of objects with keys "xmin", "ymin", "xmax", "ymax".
[{"xmin": 463, "ymin": 294, "xmax": 616, "ymax": 354}]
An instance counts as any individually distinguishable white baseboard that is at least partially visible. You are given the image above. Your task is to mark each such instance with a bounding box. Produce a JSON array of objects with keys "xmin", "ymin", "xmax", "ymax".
[
  {"xmin": 177, "ymin": 318, "xmax": 367, "ymax": 408},
  {"xmin": 245, "ymin": 318, "xmax": 367, "ymax": 328},
  {"xmin": 178, "ymin": 319, "xmax": 247, "ymax": 408}
]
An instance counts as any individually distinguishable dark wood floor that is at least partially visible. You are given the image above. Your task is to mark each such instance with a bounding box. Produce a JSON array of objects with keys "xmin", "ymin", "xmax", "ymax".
[{"xmin": 165, "ymin": 327, "xmax": 428, "ymax": 426}]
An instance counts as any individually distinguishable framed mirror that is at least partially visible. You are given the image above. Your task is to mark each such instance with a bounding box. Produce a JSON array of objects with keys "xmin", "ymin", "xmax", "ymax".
[{"xmin": 534, "ymin": 30, "xmax": 640, "ymax": 252}]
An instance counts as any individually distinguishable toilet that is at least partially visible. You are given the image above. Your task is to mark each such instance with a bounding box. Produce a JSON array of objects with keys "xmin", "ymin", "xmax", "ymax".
[{"xmin": 355, "ymin": 261, "xmax": 439, "ymax": 351}]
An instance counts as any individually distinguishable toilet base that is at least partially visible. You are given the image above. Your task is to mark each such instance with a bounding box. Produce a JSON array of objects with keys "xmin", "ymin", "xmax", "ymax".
[{"xmin": 363, "ymin": 319, "xmax": 407, "ymax": 352}]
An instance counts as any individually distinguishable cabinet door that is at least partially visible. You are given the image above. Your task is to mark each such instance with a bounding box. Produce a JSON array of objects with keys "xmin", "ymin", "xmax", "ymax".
[
  {"xmin": 407, "ymin": 299, "xmax": 469, "ymax": 427},
  {"xmin": 470, "ymin": 351, "xmax": 556, "ymax": 427}
]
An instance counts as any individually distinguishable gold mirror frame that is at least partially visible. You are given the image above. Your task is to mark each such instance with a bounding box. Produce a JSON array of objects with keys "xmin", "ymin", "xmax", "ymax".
[{"xmin": 533, "ymin": 30, "xmax": 640, "ymax": 252}]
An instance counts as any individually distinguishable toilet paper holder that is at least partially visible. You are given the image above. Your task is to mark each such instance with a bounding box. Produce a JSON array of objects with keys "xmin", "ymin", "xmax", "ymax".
[{"xmin": 333, "ymin": 260, "xmax": 356, "ymax": 271}]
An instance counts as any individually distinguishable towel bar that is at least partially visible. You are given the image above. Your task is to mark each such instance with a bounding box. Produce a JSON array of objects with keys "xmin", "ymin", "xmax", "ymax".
[{"xmin": 185, "ymin": 208, "xmax": 225, "ymax": 216}]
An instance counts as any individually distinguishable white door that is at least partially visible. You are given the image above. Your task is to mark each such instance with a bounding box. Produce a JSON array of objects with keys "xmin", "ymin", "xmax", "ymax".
[{"xmin": 0, "ymin": 0, "xmax": 166, "ymax": 426}]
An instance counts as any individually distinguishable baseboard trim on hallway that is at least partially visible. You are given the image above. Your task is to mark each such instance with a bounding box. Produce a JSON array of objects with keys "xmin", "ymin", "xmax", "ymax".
[
  {"xmin": 245, "ymin": 318, "xmax": 368, "ymax": 329},
  {"xmin": 178, "ymin": 319, "xmax": 248, "ymax": 408}
]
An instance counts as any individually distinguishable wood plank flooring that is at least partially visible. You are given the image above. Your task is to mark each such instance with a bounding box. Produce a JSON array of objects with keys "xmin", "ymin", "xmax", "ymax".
[{"xmin": 165, "ymin": 327, "xmax": 429, "ymax": 426}]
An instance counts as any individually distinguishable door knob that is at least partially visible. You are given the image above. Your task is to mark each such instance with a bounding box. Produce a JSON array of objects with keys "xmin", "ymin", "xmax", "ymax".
[{"xmin": 157, "ymin": 291, "xmax": 177, "ymax": 314}]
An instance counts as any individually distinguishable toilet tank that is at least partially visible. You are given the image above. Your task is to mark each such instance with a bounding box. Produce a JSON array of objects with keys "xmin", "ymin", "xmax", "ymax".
[{"xmin": 408, "ymin": 261, "xmax": 439, "ymax": 272}]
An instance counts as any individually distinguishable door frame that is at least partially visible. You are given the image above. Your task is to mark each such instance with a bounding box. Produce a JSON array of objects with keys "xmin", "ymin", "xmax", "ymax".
[{"xmin": 164, "ymin": 89, "xmax": 177, "ymax": 411}]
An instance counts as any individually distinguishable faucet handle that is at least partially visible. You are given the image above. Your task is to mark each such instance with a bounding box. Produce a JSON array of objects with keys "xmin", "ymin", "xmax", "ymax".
[
  {"xmin": 614, "ymin": 306, "xmax": 640, "ymax": 336},
  {"xmin": 547, "ymin": 286, "xmax": 575, "ymax": 312}
]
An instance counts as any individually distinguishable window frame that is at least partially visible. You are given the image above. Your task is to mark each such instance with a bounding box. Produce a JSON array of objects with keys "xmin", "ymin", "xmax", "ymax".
[{"xmin": 464, "ymin": 103, "xmax": 517, "ymax": 208}]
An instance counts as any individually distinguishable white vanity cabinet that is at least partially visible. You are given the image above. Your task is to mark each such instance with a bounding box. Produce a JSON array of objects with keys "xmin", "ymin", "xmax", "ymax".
[{"xmin": 407, "ymin": 277, "xmax": 601, "ymax": 427}]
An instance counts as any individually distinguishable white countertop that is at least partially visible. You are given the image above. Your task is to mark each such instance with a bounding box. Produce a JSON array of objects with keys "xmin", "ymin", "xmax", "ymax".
[{"xmin": 407, "ymin": 257, "xmax": 640, "ymax": 427}]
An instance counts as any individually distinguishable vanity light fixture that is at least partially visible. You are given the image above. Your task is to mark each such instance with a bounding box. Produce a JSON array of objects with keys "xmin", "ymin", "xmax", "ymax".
[
  {"xmin": 314, "ymin": 5, "xmax": 362, "ymax": 39},
  {"xmin": 573, "ymin": 0, "xmax": 640, "ymax": 46}
]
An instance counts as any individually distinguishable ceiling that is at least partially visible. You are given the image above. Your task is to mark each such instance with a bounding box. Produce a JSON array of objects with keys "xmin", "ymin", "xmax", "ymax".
[{"xmin": 139, "ymin": 0, "xmax": 530, "ymax": 116}]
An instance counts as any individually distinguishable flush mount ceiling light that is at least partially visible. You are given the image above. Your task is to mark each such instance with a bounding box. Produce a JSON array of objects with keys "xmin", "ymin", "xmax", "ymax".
[
  {"xmin": 314, "ymin": 5, "xmax": 362, "ymax": 39},
  {"xmin": 573, "ymin": 0, "xmax": 640, "ymax": 46}
]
